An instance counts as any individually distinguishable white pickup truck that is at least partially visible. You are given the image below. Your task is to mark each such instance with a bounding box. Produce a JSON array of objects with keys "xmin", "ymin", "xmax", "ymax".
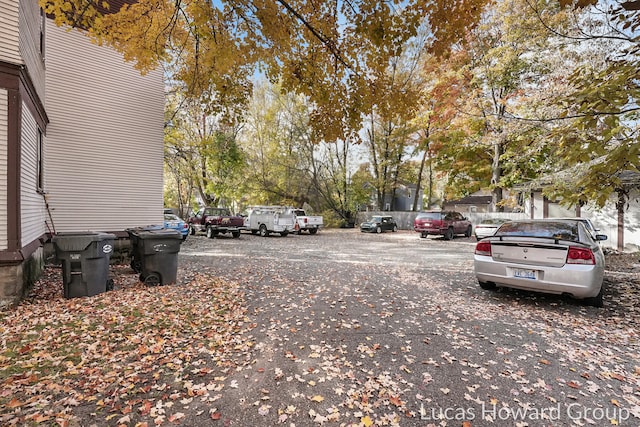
[
  {"xmin": 245, "ymin": 206, "xmax": 296, "ymax": 237},
  {"xmin": 291, "ymin": 209, "xmax": 323, "ymax": 235}
]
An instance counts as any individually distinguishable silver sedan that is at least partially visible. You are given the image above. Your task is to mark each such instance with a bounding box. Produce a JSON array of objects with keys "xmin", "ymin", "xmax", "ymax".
[
  {"xmin": 474, "ymin": 219, "xmax": 607, "ymax": 307},
  {"xmin": 473, "ymin": 218, "xmax": 510, "ymax": 240}
]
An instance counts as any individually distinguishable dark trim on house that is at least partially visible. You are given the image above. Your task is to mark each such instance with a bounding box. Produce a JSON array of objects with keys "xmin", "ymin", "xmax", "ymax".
[
  {"xmin": 20, "ymin": 68, "xmax": 49, "ymax": 132},
  {"xmin": 543, "ymin": 196, "xmax": 549, "ymax": 218},
  {"xmin": 7, "ymin": 84, "xmax": 21, "ymax": 254},
  {"xmin": 0, "ymin": 235, "xmax": 45, "ymax": 264},
  {"xmin": 0, "ymin": 61, "xmax": 49, "ymax": 265}
]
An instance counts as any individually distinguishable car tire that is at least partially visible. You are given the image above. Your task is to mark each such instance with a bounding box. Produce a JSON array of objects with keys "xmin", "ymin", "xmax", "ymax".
[
  {"xmin": 232, "ymin": 231, "xmax": 241, "ymax": 238},
  {"xmin": 206, "ymin": 226, "xmax": 215, "ymax": 239},
  {"xmin": 584, "ymin": 286, "xmax": 604, "ymax": 308},
  {"xmin": 465, "ymin": 225, "xmax": 472, "ymax": 238},
  {"xmin": 392, "ymin": 225, "xmax": 398, "ymax": 232},
  {"xmin": 259, "ymin": 224, "xmax": 269, "ymax": 237},
  {"xmin": 281, "ymin": 231, "xmax": 289, "ymax": 237},
  {"xmin": 479, "ymin": 281, "xmax": 496, "ymax": 291},
  {"xmin": 189, "ymin": 226, "xmax": 196, "ymax": 235},
  {"xmin": 376, "ymin": 226, "xmax": 382, "ymax": 234},
  {"xmin": 420, "ymin": 232, "xmax": 427, "ymax": 239},
  {"xmin": 309, "ymin": 228, "xmax": 318, "ymax": 235},
  {"xmin": 445, "ymin": 228, "xmax": 454, "ymax": 240}
]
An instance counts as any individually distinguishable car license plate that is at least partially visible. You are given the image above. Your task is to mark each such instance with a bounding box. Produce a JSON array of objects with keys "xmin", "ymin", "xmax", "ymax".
[{"xmin": 512, "ymin": 268, "xmax": 537, "ymax": 280}]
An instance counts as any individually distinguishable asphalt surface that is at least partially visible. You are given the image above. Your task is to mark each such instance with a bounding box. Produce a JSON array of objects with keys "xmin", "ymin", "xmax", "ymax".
[{"xmin": 177, "ymin": 228, "xmax": 640, "ymax": 427}]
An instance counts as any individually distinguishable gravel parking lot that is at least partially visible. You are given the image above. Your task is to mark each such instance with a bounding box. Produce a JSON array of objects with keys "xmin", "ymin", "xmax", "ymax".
[
  {"xmin": 177, "ymin": 228, "xmax": 640, "ymax": 426},
  {"xmin": 3, "ymin": 229, "xmax": 638, "ymax": 426}
]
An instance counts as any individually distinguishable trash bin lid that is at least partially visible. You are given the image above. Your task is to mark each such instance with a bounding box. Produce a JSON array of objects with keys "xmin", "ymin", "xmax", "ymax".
[
  {"xmin": 136, "ymin": 229, "xmax": 182, "ymax": 240},
  {"xmin": 126, "ymin": 224, "xmax": 164, "ymax": 236},
  {"xmin": 52, "ymin": 232, "xmax": 116, "ymax": 252}
]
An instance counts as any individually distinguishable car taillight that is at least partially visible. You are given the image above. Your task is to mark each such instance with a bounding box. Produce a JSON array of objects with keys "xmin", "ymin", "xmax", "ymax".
[
  {"xmin": 567, "ymin": 247, "xmax": 596, "ymax": 265},
  {"xmin": 183, "ymin": 224, "xmax": 189, "ymax": 229},
  {"xmin": 475, "ymin": 241, "xmax": 492, "ymax": 256}
]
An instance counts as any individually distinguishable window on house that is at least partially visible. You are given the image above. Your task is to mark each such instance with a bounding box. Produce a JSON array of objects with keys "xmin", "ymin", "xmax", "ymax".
[
  {"xmin": 40, "ymin": 9, "xmax": 45, "ymax": 60},
  {"xmin": 37, "ymin": 129, "xmax": 44, "ymax": 191}
]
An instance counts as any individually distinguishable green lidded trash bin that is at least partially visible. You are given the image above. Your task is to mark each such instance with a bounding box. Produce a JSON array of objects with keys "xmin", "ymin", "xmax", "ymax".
[
  {"xmin": 52, "ymin": 232, "xmax": 116, "ymax": 298},
  {"xmin": 137, "ymin": 229, "xmax": 182, "ymax": 286},
  {"xmin": 126, "ymin": 225, "xmax": 163, "ymax": 273}
]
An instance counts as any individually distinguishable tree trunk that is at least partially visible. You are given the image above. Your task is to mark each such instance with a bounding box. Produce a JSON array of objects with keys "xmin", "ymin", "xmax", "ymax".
[{"xmin": 491, "ymin": 140, "xmax": 504, "ymax": 212}]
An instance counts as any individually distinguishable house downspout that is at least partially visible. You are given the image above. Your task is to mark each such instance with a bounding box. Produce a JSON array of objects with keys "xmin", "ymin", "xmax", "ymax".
[{"xmin": 41, "ymin": 192, "xmax": 56, "ymax": 236}]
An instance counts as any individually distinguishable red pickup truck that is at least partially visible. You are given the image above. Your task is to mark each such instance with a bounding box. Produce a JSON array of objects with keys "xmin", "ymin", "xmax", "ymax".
[{"xmin": 187, "ymin": 207, "xmax": 245, "ymax": 238}]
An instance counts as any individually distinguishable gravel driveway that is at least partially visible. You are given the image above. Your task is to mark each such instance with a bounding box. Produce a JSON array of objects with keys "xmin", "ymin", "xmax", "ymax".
[{"xmin": 177, "ymin": 229, "xmax": 640, "ymax": 426}]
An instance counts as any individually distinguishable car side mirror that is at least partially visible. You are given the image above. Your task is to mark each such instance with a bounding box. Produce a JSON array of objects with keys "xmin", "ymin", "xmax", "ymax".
[{"xmin": 595, "ymin": 234, "xmax": 608, "ymax": 241}]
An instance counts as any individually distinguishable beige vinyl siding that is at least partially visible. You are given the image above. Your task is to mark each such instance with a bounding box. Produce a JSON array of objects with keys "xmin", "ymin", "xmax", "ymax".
[
  {"xmin": 18, "ymin": 0, "xmax": 45, "ymax": 101},
  {"xmin": 20, "ymin": 104, "xmax": 46, "ymax": 245},
  {"xmin": 0, "ymin": 0, "xmax": 20, "ymax": 64},
  {"xmin": 0, "ymin": 89, "xmax": 7, "ymax": 250},
  {"xmin": 45, "ymin": 21, "xmax": 164, "ymax": 232}
]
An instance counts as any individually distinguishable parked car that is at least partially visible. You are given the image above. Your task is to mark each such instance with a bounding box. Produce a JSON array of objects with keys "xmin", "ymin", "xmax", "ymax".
[
  {"xmin": 474, "ymin": 218, "xmax": 510, "ymax": 240},
  {"xmin": 414, "ymin": 211, "xmax": 472, "ymax": 240},
  {"xmin": 360, "ymin": 215, "xmax": 398, "ymax": 233},
  {"xmin": 474, "ymin": 219, "xmax": 607, "ymax": 307},
  {"xmin": 244, "ymin": 206, "xmax": 296, "ymax": 237},
  {"xmin": 164, "ymin": 213, "xmax": 189, "ymax": 240}
]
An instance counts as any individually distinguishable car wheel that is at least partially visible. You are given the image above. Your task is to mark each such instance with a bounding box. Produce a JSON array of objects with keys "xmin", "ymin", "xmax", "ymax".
[
  {"xmin": 392, "ymin": 225, "xmax": 398, "ymax": 232},
  {"xmin": 309, "ymin": 228, "xmax": 318, "ymax": 235},
  {"xmin": 478, "ymin": 281, "xmax": 496, "ymax": 291},
  {"xmin": 259, "ymin": 224, "xmax": 269, "ymax": 237},
  {"xmin": 584, "ymin": 286, "xmax": 604, "ymax": 308},
  {"xmin": 445, "ymin": 227, "xmax": 454, "ymax": 240},
  {"xmin": 376, "ymin": 226, "xmax": 382, "ymax": 234},
  {"xmin": 281, "ymin": 230, "xmax": 289, "ymax": 237},
  {"xmin": 189, "ymin": 225, "xmax": 196, "ymax": 235},
  {"xmin": 420, "ymin": 232, "xmax": 427, "ymax": 239},
  {"xmin": 206, "ymin": 226, "xmax": 215, "ymax": 239},
  {"xmin": 232, "ymin": 231, "xmax": 241, "ymax": 238},
  {"xmin": 465, "ymin": 225, "xmax": 472, "ymax": 238}
]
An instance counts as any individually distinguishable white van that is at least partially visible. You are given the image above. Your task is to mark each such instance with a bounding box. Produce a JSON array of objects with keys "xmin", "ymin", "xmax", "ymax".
[{"xmin": 245, "ymin": 206, "xmax": 296, "ymax": 237}]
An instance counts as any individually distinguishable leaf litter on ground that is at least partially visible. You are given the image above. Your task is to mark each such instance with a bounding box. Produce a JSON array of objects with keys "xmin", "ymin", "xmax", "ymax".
[{"xmin": 0, "ymin": 264, "xmax": 254, "ymax": 426}]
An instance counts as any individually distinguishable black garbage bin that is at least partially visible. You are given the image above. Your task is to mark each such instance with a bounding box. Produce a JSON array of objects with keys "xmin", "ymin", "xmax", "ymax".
[
  {"xmin": 136, "ymin": 229, "xmax": 182, "ymax": 286},
  {"xmin": 126, "ymin": 225, "xmax": 163, "ymax": 273},
  {"xmin": 52, "ymin": 232, "xmax": 116, "ymax": 298}
]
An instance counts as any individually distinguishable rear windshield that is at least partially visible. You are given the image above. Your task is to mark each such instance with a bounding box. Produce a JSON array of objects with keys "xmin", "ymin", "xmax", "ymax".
[
  {"xmin": 495, "ymin": 221, "xmax": 579, "ymax": 241},
  {"xmin": 416, "ymin": 212, "xmax": 442, "ymax": 220}
]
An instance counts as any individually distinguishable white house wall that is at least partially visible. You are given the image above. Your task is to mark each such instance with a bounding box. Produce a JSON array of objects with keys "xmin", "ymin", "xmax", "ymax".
[
  {"xmin": 0, "ymin": 89, "xmax": 7, "ymax": 250},
  {"xmin": 18, "ymin": 0, "xmax": 45, "ymax": 102},
  {"xmin": 20, "ymin": 104, "xmax": 45, "ymax": 245},
  {"xmin": 45, "ymin": 21, "xmax": 164, "ymax": 232},
  {"xmin": 0, "ymin": 0, "xmax": 20, "ymax": 64}
]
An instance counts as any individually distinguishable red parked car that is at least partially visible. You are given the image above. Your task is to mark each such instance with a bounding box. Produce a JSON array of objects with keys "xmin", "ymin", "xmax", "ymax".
[{"xmin": 414, "ymin": 211, "xmax": 473, "ymax": 240}]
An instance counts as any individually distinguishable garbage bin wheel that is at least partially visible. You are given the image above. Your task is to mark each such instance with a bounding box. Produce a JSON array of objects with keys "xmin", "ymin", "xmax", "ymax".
[
  {"xmin": 144, "ymin": 273, "xmax": 161, "ymax": 286},
  {"xmin": 106, "ymin": 279, "xmax": 114, "ymax": 291}
]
